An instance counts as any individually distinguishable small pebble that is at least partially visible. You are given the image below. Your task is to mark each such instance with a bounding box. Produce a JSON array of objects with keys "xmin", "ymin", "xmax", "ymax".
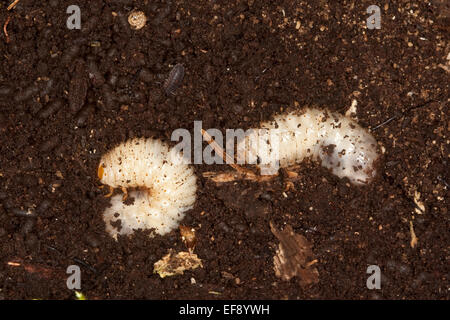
[{"xmin": 128, "ymin": 10, "xmax": 147, "ymax": 30}]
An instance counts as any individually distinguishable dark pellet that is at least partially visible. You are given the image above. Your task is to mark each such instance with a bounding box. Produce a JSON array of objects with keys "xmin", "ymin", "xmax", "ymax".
[
  {"xmin": 133, "ymin": 91, "xmax": 146, "ymax": 103},
  {"xmin": 117, "ymin": 76, "xmax": 130, "ymax": 88},
  {"xmin": 75, "ymin": 104, "xmax": 94, "ymax": 127},
  {"xmin": 36, "ymin": 199, "xmax": 51, "ymax": 214},
  {"xmin": 107, "ymin": 73, "xmax": 119, "ymax": 87},
  {"xmin": 164, "ymin": 64, "xmax": 185, "ymax": 95},
  {"xmin": 218, "ymin": 221, "xmax": 231, "ymax": 233},
  {"xmin": 69, "ymin": 61, "xmax": 88, "ymax": 113},
  {"xmin": 153, "ymin": 1, "xmax": 172, "ymax": 25},
  {"xmin": 36, "ymin": 61, "xmax": 48, "ymax": 74},
  {"xmin": 0, "ymin": 86, "xmax": 13, "ymax": 97},
  {"xmin": 21, "ymin": 219, "xmax": 35, "ymax": 234},
  {"xmin": 2, "ymin": 199, "xmax": 14, "ymax": 210},
  {"xmin": 101, "ymin": 84, "xmax": 115, "ymax": 108},
  {"xmin": 61, "ymin": 45, "xmax": 80, "ymax": 65},
  {"xmin": 25, "ymin": 233, "xmax": 39, "ymax": 248},
  {"xmin": 15, "ymin": 84, "xmax": 39, "ymax": 102},
  {"xmin": 116, "ymin": 93, "xmax": 131, "ymax": 104},
  {"xmin": 40, "ymin": 78, "xmax": 54, "ymax": 97},
  {"xmin": 40, "ymin": 136, "xmax": 60, "ymax": 152},
  {"xmin": 234, "ymin": 223, "xmax": 247, "ymax": 233},
  {"xmin": 116, "ymin": 12, "xmax": 131, "ymax": 36},
  {"xmin": 82, "ymin": 16, "xmax": 99, "ymax": 34},
  {"xmin": 139, "ymin": 68, "xmax": 154, "ymax": 83},
  {"xmin": 87, "ymin": 61, "xmax": 105, "ymax": 88},
  {"xmin": 38, "ymin": 99, "xmax": 63, "ymax": 119},
  {"xmin": 85, "ymin": 233, "xmax": 100, "ymax": 248},
  {"xmin": 106, "ymin": 47, "xmax": 118, "ymax": 59},
  {"xmin": 127, "ymin": 52, "xmax": 146, "ymax": 68},
  {"xmin": 0, "ymin": 113, "xmax": 7, "ymax": 131},
  {"xmin": 259, "ymin": 192, "xmax": 272, "ymax": 201}
]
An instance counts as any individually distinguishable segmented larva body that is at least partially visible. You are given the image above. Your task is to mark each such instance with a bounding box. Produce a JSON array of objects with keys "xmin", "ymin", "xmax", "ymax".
[
  {"xmin": 98, "ymin": 138, "xmax": 197, "ymax": 239},
  {"xmin": 238, "ymin": 108, "xmax": 379, "ymax": 185}
]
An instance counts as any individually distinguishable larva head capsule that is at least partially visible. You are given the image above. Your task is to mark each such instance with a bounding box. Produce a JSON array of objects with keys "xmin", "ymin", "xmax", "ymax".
[
  {"xmin": 98, "ymin": 162, "xmax": 115, "ymax": 187},
  {"xmin": 98, "ymin": 164, "xmax": 105, "ymax": 181}
]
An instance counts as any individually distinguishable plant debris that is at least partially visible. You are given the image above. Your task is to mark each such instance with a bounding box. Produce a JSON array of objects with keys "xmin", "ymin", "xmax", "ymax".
[
  {"xmin": 270, "ymin": 222, "xmax": 319, "ymax": 287},
  {"xmin": 153, "ymin": 250, "xmax": 203, "ymax": 278},
  {"xmin": 3, "ymin": 16, "xmax": 11, "ymax": 43},
  {"xmin": 7, "ymin": 0, "xmax": 20, "ymax": 11},
  {"xmin": 410, "ymin": 221, "xmax": 419, "ymax": 249}
]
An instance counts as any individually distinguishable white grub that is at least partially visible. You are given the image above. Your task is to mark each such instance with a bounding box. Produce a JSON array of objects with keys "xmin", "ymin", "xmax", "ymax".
[
  {"xmin": 98, "ymin": 138, "xmax": 197, "ymax": 239},
  {"xmin": 238, "ymin": 108, "xmax": 379, "ymax": 185}
]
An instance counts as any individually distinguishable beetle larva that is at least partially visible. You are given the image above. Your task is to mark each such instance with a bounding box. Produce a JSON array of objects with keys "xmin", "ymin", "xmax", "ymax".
[
  {"xmin": 98, "ymin": 138, "xmax": 197, "ymax": 240},
  {"xmin": 237, "ymin": 108, "xmax": 380, "ymax": 185},
  {"xmin": 164, "ymin": 64, "xmax": 185, "ymax": 96}
]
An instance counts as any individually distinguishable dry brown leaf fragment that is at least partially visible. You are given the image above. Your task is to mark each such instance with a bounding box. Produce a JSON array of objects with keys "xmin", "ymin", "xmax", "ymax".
[
  {"xmin": 270, "ymin": 222, "xmax": 319, "ymax": 287},
  {"xmin": 153, "ymin": 250, "xmax": 202, "ymax": 278}
]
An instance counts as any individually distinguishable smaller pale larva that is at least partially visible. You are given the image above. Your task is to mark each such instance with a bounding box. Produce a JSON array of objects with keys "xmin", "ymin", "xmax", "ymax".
[
  {"xmin": 98, "ymin": 138, "xmax": 197, "ymax": 239},
  {"xmin": 237, "ymin": 108, "xmax": 380, "ymax": 185}
]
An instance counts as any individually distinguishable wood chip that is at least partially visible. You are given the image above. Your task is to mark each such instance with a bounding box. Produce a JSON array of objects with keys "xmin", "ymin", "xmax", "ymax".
[
  {"xmin": 153, "ymin": 250, "xmax": 202, "ymax": 278},
  {"xmin": 409, "ymin": 221, "xmax": 418, "ymax": 248},
  {"xmin": 270, "ymin": 222, "xmax": 319, "ymax": 287}
]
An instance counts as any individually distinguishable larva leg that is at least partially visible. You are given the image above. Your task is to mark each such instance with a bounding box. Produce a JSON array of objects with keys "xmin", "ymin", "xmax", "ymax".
[
  {"xmin": 104, "ymin": 186, "xmax": 114, "ymax": 198},
  {"xmin": 121, "ymin": 187, "xmax": 128, "ymax": 201}
]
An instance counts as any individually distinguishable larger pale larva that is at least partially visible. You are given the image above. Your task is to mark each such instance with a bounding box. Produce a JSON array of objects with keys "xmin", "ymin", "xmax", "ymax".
[
  {"xmin": 237, "ymin": 108, "xmax": 379, "ymax": 185},
  {"xmin": 98, "ymin": 138, "xmax": 197, "ymax": 239}
]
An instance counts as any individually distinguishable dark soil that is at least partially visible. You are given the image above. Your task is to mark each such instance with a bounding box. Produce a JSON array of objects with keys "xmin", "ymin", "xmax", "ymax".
[{"xmin": 0, "ymin": 0, "xmax": 448, "ymax": 300}]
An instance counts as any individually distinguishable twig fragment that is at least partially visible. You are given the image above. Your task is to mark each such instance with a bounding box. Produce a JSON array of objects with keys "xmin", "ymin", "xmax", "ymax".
[
  {"xmin": 3, "ymin": 16, "xmax": 11, "ymax": 43},
  {"xmin": 6, "ymin": 258, "xmax": 64, "ymax": 279},
  {"xmin": 409, "ymin": 221, "xmax": 418, "ymax": 248},
  {"xmin": 201, "ymin": 129, "xmax": 249, "ymax": 174},
  {"xmin": 201, "ymin": 129, "xmax": 282, "ymax": 182},
  {"xmin": 200, "ymin": 129, "xmax": 304, "ymax": 185},
  {"xmin": 7, "ymin": 0, "xmax": 20, "ymax": 11}
]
